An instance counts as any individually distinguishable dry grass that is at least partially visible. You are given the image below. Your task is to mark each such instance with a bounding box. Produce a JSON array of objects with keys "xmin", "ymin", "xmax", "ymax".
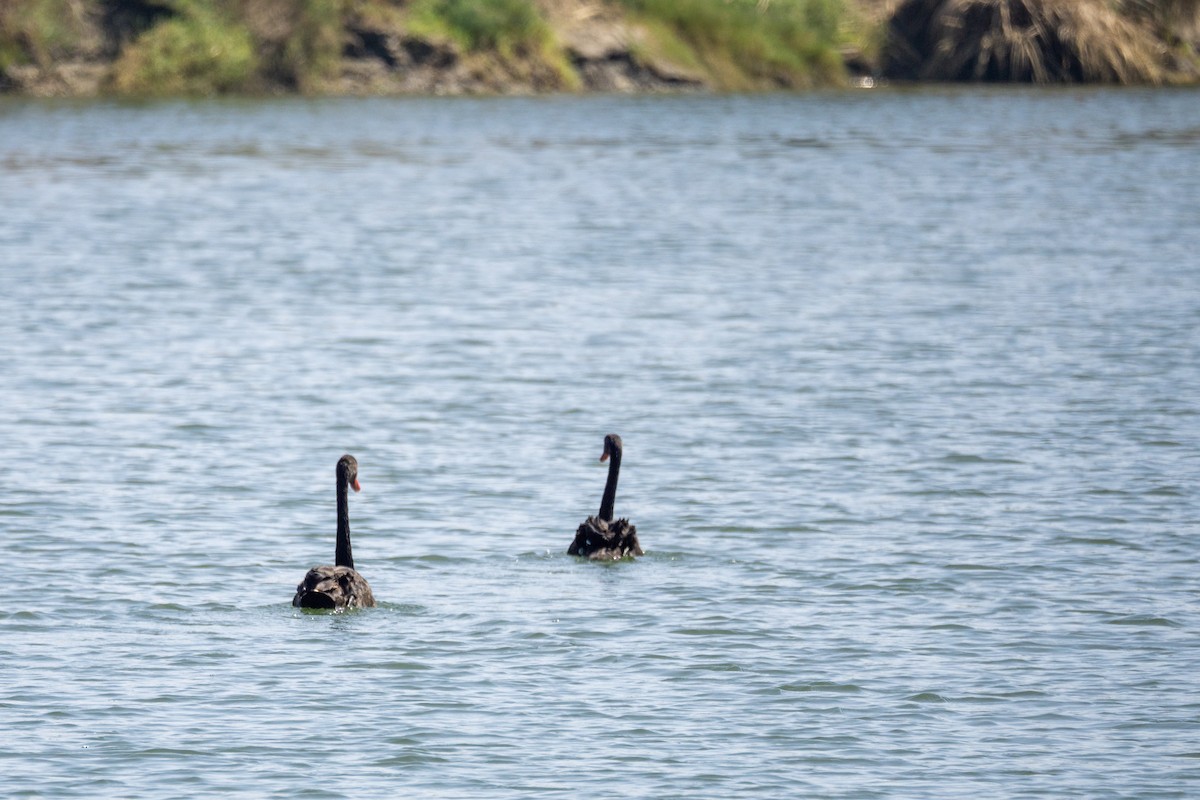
[
  {"xmin": 0, "ymin": 0, "xmax": 100, "ymax": 70},
  {"xmin": 885, "ymin": 0, "xmax": 1169, "ymax": 83}
]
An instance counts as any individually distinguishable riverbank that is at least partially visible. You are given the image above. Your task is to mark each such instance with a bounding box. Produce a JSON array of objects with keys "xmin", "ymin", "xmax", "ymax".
[{"xmin": 1, "ymin": 0, "xmax": 1197, "ymax": 97}]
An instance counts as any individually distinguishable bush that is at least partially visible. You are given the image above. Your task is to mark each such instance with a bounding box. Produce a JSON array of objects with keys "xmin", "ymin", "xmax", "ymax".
[{"xmin": 112, "ymin": 1, "xmax": 257, "ymax": 94}]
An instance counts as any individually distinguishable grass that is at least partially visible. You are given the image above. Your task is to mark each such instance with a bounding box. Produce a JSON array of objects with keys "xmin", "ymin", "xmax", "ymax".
[
  {"xmin": 8, "ymin": 0, "xmax": 1191, "ymax": 94},
  {"xmin": 279, "ymin": 0, "xmax": 344, "ymax": 89},
  {"xmin": 405, "ymin": 0, "xmax": 579, "ymax": 89},
  {"xmin": 111, "ymin": 1, "xmax": 257, "ymax": 94},
  {"xmin": 0, "ymin": 0, "xmax": 93, "ymax": 71},
  {"xmin": 618, "ymin": 0, "xmax": 852, "ymax": 89},
  {"xmin": 885, "ymin": 0, "xmax": 1180, "ymax": 83},
  {"xmin": 110, "ymin": 0, "xmax": 346, "ymax": 93},
  {"xmin": 1121, "ymin": 0, "xmax": 1200, "ymax": 75},
  {"xmin": 406, "ymin": 0, "xmax": 546, "ymax": 54}
]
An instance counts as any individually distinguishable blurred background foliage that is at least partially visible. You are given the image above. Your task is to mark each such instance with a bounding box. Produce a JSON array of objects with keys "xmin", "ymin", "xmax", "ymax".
[
  {"xmin": 0, "ymin": 0, "xmax": 864, "ymax": 93},
  {"xmin": 0, "ymin": 0, "xmax": 1196, "ymax": 94}
]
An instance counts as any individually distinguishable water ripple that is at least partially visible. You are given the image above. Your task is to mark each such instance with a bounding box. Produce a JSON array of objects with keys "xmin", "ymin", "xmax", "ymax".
[{"xmin": 2, "ymin": 90, "xmax": 1199, "ymax": 799}]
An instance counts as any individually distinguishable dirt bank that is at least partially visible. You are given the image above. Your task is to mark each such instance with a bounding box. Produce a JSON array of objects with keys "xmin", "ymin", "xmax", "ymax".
[{"xmin": 1, "ymin": 0, "xmax": 1196, "ymax": 97}]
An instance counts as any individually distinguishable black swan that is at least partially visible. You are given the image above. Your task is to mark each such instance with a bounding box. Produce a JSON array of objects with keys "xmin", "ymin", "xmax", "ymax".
[
  {"xmin": 293, "ymin": 454, "xmax": 376, "ymax": 610},
  {"xmin": 568, "ymin": 433, "xmax": 643, "ymax": 560}
]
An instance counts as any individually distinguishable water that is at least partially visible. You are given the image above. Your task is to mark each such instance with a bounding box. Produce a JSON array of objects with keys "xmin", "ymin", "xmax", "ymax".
[{"xmin": 1, "ymin": 89, "xmax": 1198, "ymax": 798}]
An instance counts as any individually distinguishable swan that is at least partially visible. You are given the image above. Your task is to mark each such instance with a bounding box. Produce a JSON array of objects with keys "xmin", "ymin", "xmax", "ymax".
[
  {"xmin": 293, "ymin": 454, "xmax": 376, "ymax": 609},
  {"xmin": 568, "ymin": 433, "xmax": 643, "ymax": 560}
]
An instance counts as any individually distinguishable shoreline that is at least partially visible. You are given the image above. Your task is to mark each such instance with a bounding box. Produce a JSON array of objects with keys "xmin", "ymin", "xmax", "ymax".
[{"xmin": 2, "ymin": 0, "xmax": 1197, "ymax": 99}]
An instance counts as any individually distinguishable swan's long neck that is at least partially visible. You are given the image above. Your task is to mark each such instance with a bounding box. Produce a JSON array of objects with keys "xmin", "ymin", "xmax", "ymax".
[
  {"xmin": 335, "ymin": 466, "xmax": 354, "ymax": 569},
  {"xmin": 598, "ymin": 449, "xmax": 621, "ymax": 521}
]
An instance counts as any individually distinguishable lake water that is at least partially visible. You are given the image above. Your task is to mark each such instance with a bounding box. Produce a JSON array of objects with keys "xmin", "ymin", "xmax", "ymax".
[{"xmin": 1, "ymin": 89, "xmax": 1198, "ymax": 798}]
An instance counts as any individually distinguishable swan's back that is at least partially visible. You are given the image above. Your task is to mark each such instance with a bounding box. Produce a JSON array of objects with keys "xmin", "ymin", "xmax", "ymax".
[
  {"xmin": 293, "ymin": 565, "xmax": 376, "ymax": 609},
  {"xmin": 568, "ymin": 516, "xmax": 643, "ymax": 561}
]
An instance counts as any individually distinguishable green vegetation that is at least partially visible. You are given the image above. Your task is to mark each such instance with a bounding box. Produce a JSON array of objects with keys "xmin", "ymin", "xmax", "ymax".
[
  {"xmin": 2, "ymin": 0, "xmax": 1195, "ymax": 94},
  {"xmin": 618, "ymin": 0, "xmax": 853, "ymax": 88},
  {"xmin": 0, "ymin": 0, "xmax": 93, "ymax": 72},
  {"xmin": 407, "ymin": 0, "xmax": 546, "ymax": 54},
  {"xmin": 111, "ymin": 1, "xmax": 256, "ymax": 94},
  {"xmin": 110, "ymin": 0, "xmax": 346, "ymax": 94},
  {"xmin": 278, "ymin": 0, "xmax": 344, "ymax": 89},
  {"xmin": 405, "ymin": 0, "xmax": 580, "ymax": 89}
]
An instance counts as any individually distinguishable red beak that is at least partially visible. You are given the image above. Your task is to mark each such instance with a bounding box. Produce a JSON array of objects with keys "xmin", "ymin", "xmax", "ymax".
[
  {"xmin": 599, "ymin": 452, "xmax": 609, "ymax": 462},
  {"xmin": 351, "ymin": 478, "xmax": 361, "ymax": 492}
]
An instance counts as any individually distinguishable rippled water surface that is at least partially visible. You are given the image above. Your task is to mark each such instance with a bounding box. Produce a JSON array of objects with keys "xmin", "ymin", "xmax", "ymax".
[{"xmin": 2, "ymin": 90, "xmax": 1199, "ymax": 797}]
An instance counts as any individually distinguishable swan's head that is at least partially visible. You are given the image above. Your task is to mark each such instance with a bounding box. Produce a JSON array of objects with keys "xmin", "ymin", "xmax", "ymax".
[
  {"xmin": 600, "ymin": 434, "xmax": 623, "ymax": 462},
  {"xmin": 338, "ymin": 454, "xmax": 361, "ymax": 492}
]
